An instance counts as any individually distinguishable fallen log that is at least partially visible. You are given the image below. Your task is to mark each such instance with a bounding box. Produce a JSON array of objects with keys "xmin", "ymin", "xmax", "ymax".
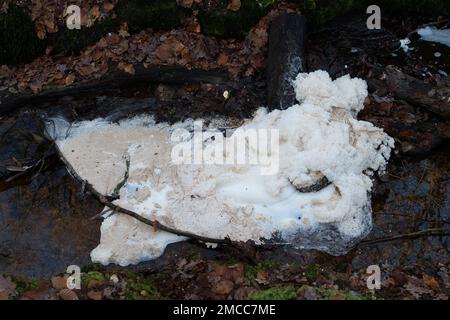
[
  {"xmin": 267, "ymin": 13, "xmax": 307, "ymax": 110},
  {"xmin": 373, "ymin": 65, "xmax": 450, "ymax": 119},
  {"xmin": 0, "ymin": 64, "xmax": 229, "ymax": 116}
]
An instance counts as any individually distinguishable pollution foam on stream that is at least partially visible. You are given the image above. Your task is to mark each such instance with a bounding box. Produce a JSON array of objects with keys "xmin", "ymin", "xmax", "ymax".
[{"xmin": 47, "ymin": 71, "xmax": 394, "ymax": 266}]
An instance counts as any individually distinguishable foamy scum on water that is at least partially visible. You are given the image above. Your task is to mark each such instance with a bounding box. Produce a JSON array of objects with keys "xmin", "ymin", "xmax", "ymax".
[{"xmin": 48, "ymin": 71, "xmax": 394, "ymax": 266}]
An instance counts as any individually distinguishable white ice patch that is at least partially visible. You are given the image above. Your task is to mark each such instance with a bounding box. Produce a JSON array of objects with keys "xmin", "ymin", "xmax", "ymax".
[
  {"xmin": 399, "ymin": 38, "xmax": 412, "ymax": 52},
  {"xmin": 49, "ymin": 71, "xmax": 394, "ymax": 266},
  {"xmin": 417, "ymin": 26, "xmax": 450, "ymax": 47}
]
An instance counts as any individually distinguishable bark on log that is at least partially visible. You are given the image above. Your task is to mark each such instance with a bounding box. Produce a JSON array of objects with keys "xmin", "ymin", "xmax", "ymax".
[
  {"xmin": 381, "ymin": 65, "xmax": 450, "ymax": 119},
  {"xmin": 0, "ymin": 64, "xmax": 229, "ymax": 116},
  {"xmin": 267, "ymin": 13, "xmax": 307, "ymax": 110}
]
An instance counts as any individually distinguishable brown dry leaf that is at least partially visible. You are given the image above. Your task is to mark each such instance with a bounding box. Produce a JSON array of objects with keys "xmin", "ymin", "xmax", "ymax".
[
  {"xmin": 65, "ymin": 73, "xmax": 76, "ymax": 85},
  {"xmin": 0, "ymin": 65, "xmax": 10, "ymax": 79},
  {"xmin": 119, "ymin": 28, "xmax": 130, "ymax": 38},
  {"xmin": 22, "ymin": 282, "xmax": 52, "ymax": 300},
  {"xmin": 44, "ymin": 16, "xmax": 58, "ymax": 34},
  {"xmin": 404, "ymin": 276, "xmax": 434, "ymax": 299},
  {"xmin": 217, "ymin": 53, "xmax": 229, "ymax": 66},
  {"xmin": 104, "ymin": 2, "xmax": 115, "ymax": 12},
  {"xmin": 155, "ymin": 43, "xmax": 174, "ymax": 61},
  {"xmin": 118, "ymin": 62, "xmax": 135, "ymax": 75},
  {"xmin": 85, "ymin": 5, "xmax": 101, "ymax": 27},
  {"xmin": 255, "ymin": 271, "xmax": 270, "ymax": 285},
  {"xmin": 185, "ymin": 17, "xmax": 201, "ymax": 33},
  {"xmin": 422, "ymin": 274, "xmax": 440, "ymax": 291},
  {"xmin": 227, "ymin": 0, "xmax": 241, "ymax": 11},
  {"xmin": 59, "ymin": 289, "xmax": 78, "ymax": 300},
  {"xmin": 51, "ymin": 275, "xmax": 69, "ymax": 290},
  {"xmin": 29, "ymin": 80, "xmax": 43, "ymax": 94},
  {"xmin": 87, "ymin": 290, "xmax": 103, "ymax": 300},
  {"xmin": 76, "ymin": 64, "xmax": 95, "ymax": 77},
  {"xmin": 211, "ymin": 280, "xmax": 234, "ymax": 295},
  {"xmin": 36, "ymin": 23, "xmax": 46, "ymax": 40}
]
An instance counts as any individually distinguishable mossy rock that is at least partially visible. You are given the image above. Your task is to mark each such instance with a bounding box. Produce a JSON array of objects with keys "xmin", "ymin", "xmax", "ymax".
[
  {"xmin": 292, "ymin": 0, "xmax": 450, "ymax": 27},
  {"xmin": 0, "ymin": 4, "xmax": 45, "ymax": 65},
  {"xmin": 116, "ymin": 0, "xmax": 191, "ymax": 33},
  {"xmin": 198, "ymin": 0, "xmax": 277, "ymax": 38}
]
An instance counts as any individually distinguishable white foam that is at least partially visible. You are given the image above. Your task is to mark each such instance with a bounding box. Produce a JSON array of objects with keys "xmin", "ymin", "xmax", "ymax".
[{"xmin": 50, "ymin": 71, "xmax": 394, "ymax": 266}]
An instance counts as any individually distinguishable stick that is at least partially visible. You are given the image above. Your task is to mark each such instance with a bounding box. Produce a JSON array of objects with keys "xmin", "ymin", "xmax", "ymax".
[
  {"xmin": 359, "ymin": 228, "xmax": 450, "ymax": 246},
  {"xmin": 0, "ymin": 64, "xmax": 229, "ymax": 117}
]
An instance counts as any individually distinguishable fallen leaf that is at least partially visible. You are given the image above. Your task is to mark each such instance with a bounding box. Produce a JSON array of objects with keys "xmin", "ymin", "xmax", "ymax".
[
  {"xmin": 255, "ymin": 271, "xmax": 270, "ymax": 285},
  {"xmin": 227, "ymin": 0, "xmax": 241, "ymax": 11},
  {"xmin": 59, "ymin": 289, "xmax": 78, "ymax": 300},
  {"xmin": 211, "ymin": 280, "xmax": 234, "ymax": 295},
  {"xmin": 422, "ymin": 274, "xmax": 440, "ymax": 291},
  {"xmin": 29, "ymin": 80, "xmax": 43, "ymax": 94},
  {"xmin": 65, "ymin": 74, "xmax": 76, "ymax": 85},
  {"xmin": 118, "ymin": 62, "xmax": 135, "ymax": 75},
  {"xmin": 51, "ymin": 275, "xmax": 69, "ymax": 290},
  {"xmin": 76, "ymin": 64, "xmax": 95, "ymax": 77},
  {"xmin": 217, "ymin": 53, "xmax": 229, "ymax": 66},
  {"xmin": 104, "ymin": 2, "xmax": 115, "ymax": 12},
  {"xmin": 87, "ymin": 290, "xmax": 103, "ymax": 300}
]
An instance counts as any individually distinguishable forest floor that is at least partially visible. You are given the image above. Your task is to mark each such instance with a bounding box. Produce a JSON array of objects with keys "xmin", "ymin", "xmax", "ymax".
[{"xmin": 0, "ymin": 2, "xmax": 449, "ymax": 300}]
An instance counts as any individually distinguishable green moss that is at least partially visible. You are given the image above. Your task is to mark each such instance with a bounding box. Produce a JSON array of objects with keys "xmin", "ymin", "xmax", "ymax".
[
  {"xmin": 81, "ymin": 263, "xmax": 105, "ymax": 273},
  {"xmin": 304, "ymin": 264, "xmax": 320, "ymax": 282},
  {"xmin": 312, "ymin": 286, "xmax": 380, "ymax": 300},
  {"xmin": 81, "ymin": 271, "xmax": 106, "ymax": 286},
  {"xmin": 116, "ymin": 0, "xmax": 191, "ymax": 34},
  {"xmin": 9, "ymin": 276, "xmax": 39, "ymax": 296},
  {"xmin": 0, "ymin": 4, "xmax": 45, "ymax": 65},
  {"xmin": 245, "ymin": 260, "xmax": 277, "ymax": 282},
  {"xmin": 247, "ymin": 286, "xmax": 298, "ymax": 300},
  {"xmin": 198, "ymin": 0, "xmax": 276, "ymax": 38},
  {"xmin": 184, "ymin": 248, "xmax": 201, "ymax": 261},
  {"xmin": 124, "ymin": 275, "xmax": 163, "ymax": 300}
]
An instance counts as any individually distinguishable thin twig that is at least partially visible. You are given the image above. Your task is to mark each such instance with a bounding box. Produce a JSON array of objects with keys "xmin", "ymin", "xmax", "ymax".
[{"xmin": 359, "ymin": 228, "xmax": 450, "ymax": 246}]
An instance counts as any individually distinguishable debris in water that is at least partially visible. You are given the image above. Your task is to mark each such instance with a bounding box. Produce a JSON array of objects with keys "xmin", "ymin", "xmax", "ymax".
[
  {"xmin": 47, "ymin": 71, "xmax": 394, "ymax": 266},
  {"xmin": 399, "ymin": 38, "xmax": 412, "ymax": 52},
  {"xmin": 417, "ymin": 27, "xmax": 450, "ymax": 47}
]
